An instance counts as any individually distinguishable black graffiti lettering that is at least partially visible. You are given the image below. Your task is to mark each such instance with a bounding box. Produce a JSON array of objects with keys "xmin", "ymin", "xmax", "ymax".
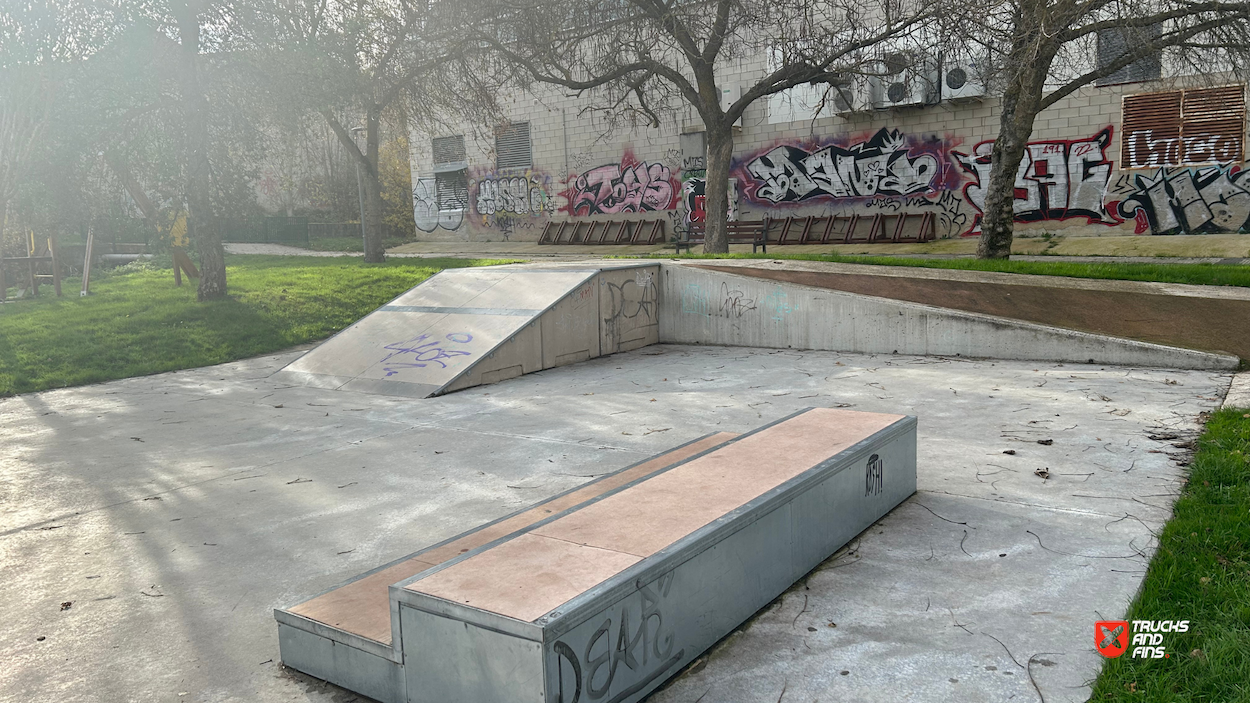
[
  {"xmin": 585, "ymin": 618, "xmax": 614, "ymax": 700},
  {"xmin": 865, "ymin": 453, "xmax": 884, "ymax": 497},
  {"xmin": 745, "ymin": 129, "xmax": 938, "ymax": 204},
  {"xmin": 555, "ymin": 640, "xmax": 583, "ymax": 703},
  {"xmin": 954, "ymin": 128, "xmax": 1116, "ymax": 233},
  {"xmin": 614, "ymin": 606, "xmax": 645, "ymax": 672}
]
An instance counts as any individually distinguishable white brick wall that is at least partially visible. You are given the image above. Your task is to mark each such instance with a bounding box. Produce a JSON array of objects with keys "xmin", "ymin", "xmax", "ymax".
[{"xmin": 409, "ymin": 68, "xmax": 1247, "ymax": 242}]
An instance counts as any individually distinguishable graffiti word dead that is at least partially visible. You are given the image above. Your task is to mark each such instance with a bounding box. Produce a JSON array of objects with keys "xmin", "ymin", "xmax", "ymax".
[
  {"xmin": 552, "ymin": 572, "xmax": 681, "ymax": 703},
  {"xmin": 743, "ymin": 128, "xmax": 942, "ymax": 204}
]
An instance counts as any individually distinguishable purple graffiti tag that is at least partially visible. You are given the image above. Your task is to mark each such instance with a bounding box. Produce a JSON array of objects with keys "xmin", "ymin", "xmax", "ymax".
[{"xmin": 380, "ymin": 333, "xmax": 474, "ymax": 376}]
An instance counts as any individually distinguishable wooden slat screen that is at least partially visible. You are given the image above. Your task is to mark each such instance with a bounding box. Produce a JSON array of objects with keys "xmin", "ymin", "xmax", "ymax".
[
  {"xmin": 1180, "ymin": 85, "xmax": 1245, "ymax": 164},
  {"xmin": 1122, "ymin": 91, "xmax": 1181, "ymax": 168},
  {"xmin": 1122, "ymin": 85, "xmax": 1246, "ymax": 168}
]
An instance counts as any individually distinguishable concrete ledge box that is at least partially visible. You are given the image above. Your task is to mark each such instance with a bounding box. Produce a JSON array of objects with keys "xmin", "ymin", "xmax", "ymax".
[{"xmin": 390, "ymin": 407, "xmax": 917, "ymax": 703}]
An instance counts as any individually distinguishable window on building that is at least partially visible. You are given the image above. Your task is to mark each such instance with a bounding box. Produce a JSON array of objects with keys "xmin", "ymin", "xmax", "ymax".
[
  {"xmin": 432, "ymin": 135, "xmax": 466, "ymax": 166},
  {"xmin": 495, "ymin": 122, "xmax": 532, "ymax": 170},
  {"xmin": 431, "ymin": 135, "xmax": 468, "ymax": 212},
  {"xmin": 1096, "ymin": 26, "xmax": 1162, "ymax": 86},
  {"xmin": 1122, "ymin": 85, "xmax": 1246, "ymax": 168},
  {"xmin": 435, "ymin": 170, "xmax": 469, "ymax": 211}
]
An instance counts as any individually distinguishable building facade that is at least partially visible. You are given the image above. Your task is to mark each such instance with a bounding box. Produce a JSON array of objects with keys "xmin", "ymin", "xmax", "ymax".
[{"xmin": 407, "ymin": 51, "xmax": 1248, "ymax": 243}]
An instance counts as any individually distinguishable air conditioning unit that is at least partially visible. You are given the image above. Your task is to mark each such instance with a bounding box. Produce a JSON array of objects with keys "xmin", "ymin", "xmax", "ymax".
[
  {"xmin": 826, "ymin": 76, "xmax": 869, "ymax": 115},
  {"xmin": 870, "ymin": 52, "xmax": 938, "ymax": 109},
  {"xmin": 942, "ymin": 59, "xmax": 986, "ymax": 101}
]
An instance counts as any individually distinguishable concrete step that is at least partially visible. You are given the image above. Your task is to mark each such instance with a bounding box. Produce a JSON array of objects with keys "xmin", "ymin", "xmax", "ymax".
[{"xmin": 274, "ymin": 431, "xmax": 738, "ymax": 701}]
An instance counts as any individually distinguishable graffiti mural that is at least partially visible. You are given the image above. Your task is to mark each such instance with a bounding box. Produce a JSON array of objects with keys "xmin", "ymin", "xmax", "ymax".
[
  {"xmin": 1115, "ymin": 165, "xmax": 1250, "ymax": 234},
  {"xmin": 864, "ymin": 190, "xmax": 972, "ymax": 239},
  {"xmin": 563, "ymin": 153, "xmax": 680, "ymax": 216},
  {"xmin": 954, "ymin": 128, "xmax": 1118, "ymax": 235},
  {"xmin": 681, "ymin": 176, "xmax": 739, "ymax": 224},
  {"xmin": 413, "ymin": 177, "xmax": 463, "ymax": 232},
  {"xmin": 739, "ymin": 128, "xmax": 954, "ymax": 204},
  {"xmin": 474, "ymin": 173, "xmax": 555, "ymax": 218}
]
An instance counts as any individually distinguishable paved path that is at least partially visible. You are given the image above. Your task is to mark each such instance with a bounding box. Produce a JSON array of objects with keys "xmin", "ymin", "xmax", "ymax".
[{"xmin": 0, "ymin": 344, "xmax": 1232, "ymax": 703}]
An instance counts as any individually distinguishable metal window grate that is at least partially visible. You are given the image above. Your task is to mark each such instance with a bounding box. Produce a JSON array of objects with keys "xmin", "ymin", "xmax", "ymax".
[
  {"xmin": 495, "ymin": 122, "xmax": 532, "ymax": 170},
  {"xmin": 1096, "ymin": 26, "xmax": 1162, "ymax": 86},
  {"xmin": 432, "ymin": 135, "xmax": 466, "ymax": 166},
  {"xmin": 435, "ymin": 170, "xmax": 468, "ymax": 211},
  {"xmin": 1122, "ymin": 85, "xmax": 1245, "ymax": 168}
]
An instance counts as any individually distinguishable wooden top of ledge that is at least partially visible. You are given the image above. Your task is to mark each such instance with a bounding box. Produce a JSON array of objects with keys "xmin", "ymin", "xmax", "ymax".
[
  {"xmin": 406, "ymin": 408, "xmax": 905, "ymax": 622},
  {"xmin": 286, "ymin": 431, "xmax": 736, "ymax": 645}
]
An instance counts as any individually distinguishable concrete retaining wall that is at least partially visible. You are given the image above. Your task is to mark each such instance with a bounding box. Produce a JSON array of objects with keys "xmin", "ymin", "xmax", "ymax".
[{"xmin": 658, "ymin": 264, "xmax": 1239, "ymax": 370}]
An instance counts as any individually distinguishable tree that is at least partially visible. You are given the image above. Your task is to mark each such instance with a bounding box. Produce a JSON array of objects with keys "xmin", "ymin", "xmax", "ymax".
[
  {"xmin": 0, "ymin": 67, "xmax": 56, "ymax": 256},
  {"xmin": 959, "ymin": 0, "xmax": 1250, "ymax": 258},
  {"xmin": 462, "ymin": 0, "xmax": 935, "ymax": 252},
  {"xmin": 250, "ymin": 0, "xmax": 474, "ymax": 263}
]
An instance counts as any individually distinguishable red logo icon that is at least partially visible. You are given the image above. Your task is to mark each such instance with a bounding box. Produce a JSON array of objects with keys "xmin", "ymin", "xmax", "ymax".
[{"xmin": 1096, "ymin": 621, "xmax": 1129, "ymax": 657}]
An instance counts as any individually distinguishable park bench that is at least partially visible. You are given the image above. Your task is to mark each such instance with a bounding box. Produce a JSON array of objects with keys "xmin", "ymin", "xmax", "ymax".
[
  {"xmin": 675, "ymin": 219, "xmax": 769, "ymax": 253},
  {"xmin": 276, "ymin": 407, "xmax": 916, "ymax": 703}
]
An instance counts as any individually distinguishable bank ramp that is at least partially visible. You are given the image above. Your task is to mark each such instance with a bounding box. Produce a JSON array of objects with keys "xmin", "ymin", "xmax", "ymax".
[{"xmin": 273, "ymin": 263, "xmax": 659, "ymax": 397}]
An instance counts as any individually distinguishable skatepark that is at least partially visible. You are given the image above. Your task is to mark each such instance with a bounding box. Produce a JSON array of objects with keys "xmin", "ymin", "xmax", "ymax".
[{"xmin": 0, "ymin": 259, "xmax": 1242, "ymax": 702}]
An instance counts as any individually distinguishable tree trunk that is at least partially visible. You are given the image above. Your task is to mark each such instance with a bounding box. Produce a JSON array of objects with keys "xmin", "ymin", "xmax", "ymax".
[
  {"xmin": 702, "ymin": 125, "xmax": 734, "ymax": 254},
  {"xmin": 361, "ymin": 107, "xmax": 386, "ymax": 263},
  {"xmin": 173, "ymin": 3, "xmax": 227, "ymax": 300},
  {"xmin": 977, "ymin": 41, "xmax": 1051, "ymax": 259}
]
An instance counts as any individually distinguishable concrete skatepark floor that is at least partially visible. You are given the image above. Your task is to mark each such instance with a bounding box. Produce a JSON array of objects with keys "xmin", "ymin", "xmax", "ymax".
[{"xmin": 0, "ymin": 344, "xmax": 1231, "ymax": 703}]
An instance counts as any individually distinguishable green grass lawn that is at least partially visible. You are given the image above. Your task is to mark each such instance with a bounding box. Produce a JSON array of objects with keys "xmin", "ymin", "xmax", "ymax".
[
  {"xmin": 1090, "ymin": 407, "xmax": 1250, "ymax": 701},
  {"xmin": 661, "ymin": 252, "xmax": 1250, "ymax": 288},
  {"xmin": 0, "ymin": 255, "xmax": 513, "ymax": 396}
]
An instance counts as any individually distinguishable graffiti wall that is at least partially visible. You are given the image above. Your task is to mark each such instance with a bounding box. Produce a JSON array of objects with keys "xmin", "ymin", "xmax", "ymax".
[
  {"xmin": 681, "ymin": 175, "xmax": 739, "ymax": 224},
  {"xmin": 953, "ymin": 128, "xmax": 1119, "ymax": 235},
  {"xmin": 738, "ymin": 129, "xmax": 961, "ymax": 204},
  {"xmin": 471, "ymin": 169, "xmax": 557, "ymax": 238},
  {"xmin": 1115, "ymin": 165, "xmax": 1250, "ymax": 234},
  {"xmin": 411, "ymin": 103, "xmax": 1250, "ymax": 241},
  {"xmin": 562, "ymin": 152, "xmax": 680, "ymax": 216}
]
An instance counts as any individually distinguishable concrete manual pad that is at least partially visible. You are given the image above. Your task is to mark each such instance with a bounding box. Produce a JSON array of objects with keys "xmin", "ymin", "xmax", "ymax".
[{"xmin": 0, "ymin": 344, "xmax": 1230, "ymax": 702}]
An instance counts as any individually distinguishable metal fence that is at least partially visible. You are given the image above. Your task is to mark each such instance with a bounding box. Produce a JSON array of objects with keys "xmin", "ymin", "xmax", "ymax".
[{"xmin": 222, "ymin": 217, "xmax": 310, "ymax": 245}]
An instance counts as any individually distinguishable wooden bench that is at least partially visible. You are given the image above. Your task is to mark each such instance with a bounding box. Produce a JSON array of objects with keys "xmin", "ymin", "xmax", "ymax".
[
  {"xmin": 277, "ymin": 408, "xmax": 916, "ymax": 703},
  {"xmin": 675, "ymin": 219, "xmax": 769, "ymax": 253}
]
